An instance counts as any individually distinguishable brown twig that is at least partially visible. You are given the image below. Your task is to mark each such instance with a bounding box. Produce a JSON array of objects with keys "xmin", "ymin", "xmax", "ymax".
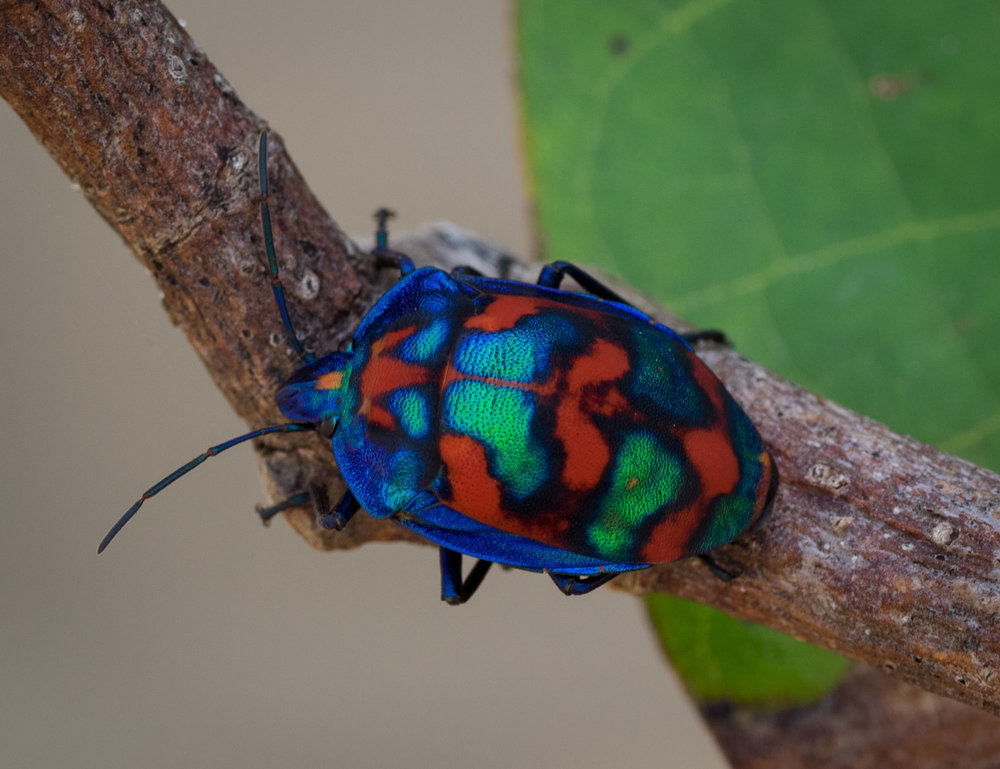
[
  {"xmin": 2, "ymin": 0, "xmax": 999, "ymax": 720},
  {"xmin": 705, "ymin": 665, "xmax": 1000, "ymax": 769}
]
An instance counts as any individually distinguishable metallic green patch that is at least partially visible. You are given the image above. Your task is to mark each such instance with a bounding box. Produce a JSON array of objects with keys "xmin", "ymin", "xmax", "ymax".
[
  {"xmin": 400, "ymin": 318, "xmax": 451, "ymax": 362},
  {"xmin": 385, "ymin": 448, "xmax": 423, "ymax": 512},
  {"xmin": 698, "ymin": 495, "xmax": 753, "ymax": 551},
  {"xmin": 454, "ymin": 330, "xmax": 542, "ymax": 383},
  {"xmin": 391, "ymin": 389, "xmax": 431, "ymax": 439},
  {"xmin": 453, "ymin": 313, "xmax": 577, "ymax": 383},
  {"xmin": 443, "ymin": 380, "xmax": 548, "ymax": 498},
  {"xmin": 588, "ymin": 431, "xmax": 684, "ymax": 560}
]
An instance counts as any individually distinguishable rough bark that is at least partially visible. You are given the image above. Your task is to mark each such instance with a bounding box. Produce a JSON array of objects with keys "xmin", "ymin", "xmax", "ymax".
[
  {"xmin": 3, "ymin": 0, "xmax": 999, "ymax": 723},
  {"xmin": 705, "ymin": 665, "xmax": 1000, "ymax": 769}
]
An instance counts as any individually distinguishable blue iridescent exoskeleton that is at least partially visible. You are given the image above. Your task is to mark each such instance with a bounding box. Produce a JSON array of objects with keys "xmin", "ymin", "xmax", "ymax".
[{"xmin": 100, "ymin": 134, "xmax": 778, "ymax": 604}]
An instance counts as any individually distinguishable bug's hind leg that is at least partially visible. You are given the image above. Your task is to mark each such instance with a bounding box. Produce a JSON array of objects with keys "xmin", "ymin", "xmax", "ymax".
[
  {"xmin": 371, "ymin": 208, "xmax": 415, "ymax": 276},
  {"xmin": 548, "ymin": 571, "xmax": 617, "ymax": 596},
  {"xmin": 537, "ymin": 261, "xmax": 731, "ymax": 345},
  {"xmin": 439, "ymin": 547, "xmax": 494, "ymax": 605},
  {"xmin": 698, "ymin": 553, "xmax": 735, "ymax": 582},
  {"xmin": 536, "ymin": 261, "xmax": 632, "ymax": 307},
  {"xmin": 681, "ymin": 330, "xmax": 731, "ymax": 346},
  {"xmin": 256, "ymin": 484, "xmax": 360, "ymax": 531}
]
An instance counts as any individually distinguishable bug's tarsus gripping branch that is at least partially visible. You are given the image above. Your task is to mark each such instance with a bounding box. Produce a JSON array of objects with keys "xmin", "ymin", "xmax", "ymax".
[
  {"xmin": 318, "ymin": 491, "xmax": 361, "ymax": 531},
  {"xmin": 548, "ymin": 571, "xmax": 618, "ymax": 596},
  {"xmin": 439, "ymin": 548, "xmax": 494, "ymax": 605}
]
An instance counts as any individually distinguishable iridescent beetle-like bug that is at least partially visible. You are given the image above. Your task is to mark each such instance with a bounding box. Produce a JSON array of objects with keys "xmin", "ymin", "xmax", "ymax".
[{"xmin": 100, "ymin": 133, "xmax": 778, "ymax": 603}]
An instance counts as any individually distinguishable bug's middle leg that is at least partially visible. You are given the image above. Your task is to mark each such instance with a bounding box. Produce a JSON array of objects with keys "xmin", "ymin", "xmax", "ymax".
[
  {"xmin": 536, "ymin": 261, "xmax": 632, "ymax": 306},
  {"xmin": 681, "ymin": 330, "xmax": 730, "ymax": 346},
  {"xmin": 537, "ymin": 261, "xmax": 729, "ymax": 346},
  {"xmin": 439, "ymin": 547, "xmax": 493, "ymax": 605}
]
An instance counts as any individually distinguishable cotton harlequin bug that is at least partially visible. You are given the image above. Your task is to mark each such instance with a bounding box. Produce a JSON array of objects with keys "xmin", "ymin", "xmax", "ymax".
[{"xmin": 99, "ymin": 133, "xmax": 778, "ymax": 604}]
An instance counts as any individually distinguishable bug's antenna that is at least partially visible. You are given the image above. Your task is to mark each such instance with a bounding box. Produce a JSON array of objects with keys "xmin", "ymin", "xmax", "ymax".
[
  {"xmin": 258, "ymin": 132, "xmax": 314, "ymax": 362},
  {"xmin": 98, "ymin": 422, "xmax": 315, "ymax": 553}
]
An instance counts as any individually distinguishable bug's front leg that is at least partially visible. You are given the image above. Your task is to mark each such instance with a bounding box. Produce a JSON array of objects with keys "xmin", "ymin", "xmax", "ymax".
[
  {"xmin": 439, "ymin": 548, "xmax": 493, "ymax": 605},
  {"xmin": 256, "ymin": 484, "xmax": 360, "ymax": 531},
  {"xmin": 371, "ymin": 208, "xmax": 415, "ymax": 276},
  {"xmin": 255, "ymin": 492, "xmax": 311, "ymax": 523}
]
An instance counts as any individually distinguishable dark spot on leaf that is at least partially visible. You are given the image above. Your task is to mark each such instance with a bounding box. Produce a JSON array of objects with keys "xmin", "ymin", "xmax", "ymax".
[{"xmin": 608, "ymin": 34, "xmax": 629, "ymax": 57}]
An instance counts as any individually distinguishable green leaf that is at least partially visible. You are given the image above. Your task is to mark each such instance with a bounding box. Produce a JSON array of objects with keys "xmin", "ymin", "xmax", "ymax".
[
  {"xmin": 518, "ymin": 0, "xmax": 1000, "ymax": 705},
  {"xmin": 648, "ymin": 594, "xmax": 851, "ymax": 706}
]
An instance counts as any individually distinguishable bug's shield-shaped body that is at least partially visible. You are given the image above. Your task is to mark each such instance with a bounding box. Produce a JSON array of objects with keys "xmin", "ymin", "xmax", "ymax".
[{"xmin": 277, "ymin": 267, "xmax": 776, "ymax": 575}]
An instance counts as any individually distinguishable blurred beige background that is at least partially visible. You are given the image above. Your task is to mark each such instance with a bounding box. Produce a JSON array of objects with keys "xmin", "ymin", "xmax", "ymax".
[{"xmin": 1, "ymin": 2, "xmax": 728, "ymax": 767}]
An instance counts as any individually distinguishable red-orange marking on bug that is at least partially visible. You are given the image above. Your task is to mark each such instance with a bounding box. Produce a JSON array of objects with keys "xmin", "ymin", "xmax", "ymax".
[
  {"xmin": 555, "ymin": 338, "xmax": 630, "ymax": 492},
  {"xmin": 465, "ymin": 295, "xmax": 579, "ymax": 332},
  {"xmin": 641, "ymin": 362, "xmax": 740, "ymax": 562},
  {"xmin": 438, "ymin": 433, "xmax": 502, "ymax": 523},
  {"xmin": 750, "ymin": 451, "xmax": 777, "ymax": 524},
  {"xmin": 359, "ymin": 325, "xmax": 431, "ymax": 430},
  {"xmin": 315, "ymin": 371, "xmax": 344, "ymax": 391}
]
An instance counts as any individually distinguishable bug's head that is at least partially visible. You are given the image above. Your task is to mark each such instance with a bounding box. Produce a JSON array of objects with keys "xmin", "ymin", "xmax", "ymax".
[{"xmin": 276, "ymin": 351, "xmax": 353, "ymax": 425}]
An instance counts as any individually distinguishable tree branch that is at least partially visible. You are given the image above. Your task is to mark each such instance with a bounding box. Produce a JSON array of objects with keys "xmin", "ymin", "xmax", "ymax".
[
  {"xmin": 3, "ymin": 0, "xmax": 998, "ymax": 719},
  {"xmin": 705, "ymin": 665, "xmax": 1000, "ymax": 768}
]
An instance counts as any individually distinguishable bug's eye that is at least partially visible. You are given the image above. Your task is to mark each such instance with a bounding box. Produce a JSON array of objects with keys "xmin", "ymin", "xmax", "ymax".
[{"xmin": 319, "ymin": 417, "xmax": 336, "ymax": 439}]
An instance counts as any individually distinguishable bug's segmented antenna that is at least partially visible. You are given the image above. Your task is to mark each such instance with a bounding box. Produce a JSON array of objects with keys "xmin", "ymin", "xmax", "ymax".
[
  {"xmin": 98, "ymin": 422, "xmax": 315, "ymax": 553},
  {"xmin": 258, "ymin": 132, "xmax": 314, "ymax": 362}
]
